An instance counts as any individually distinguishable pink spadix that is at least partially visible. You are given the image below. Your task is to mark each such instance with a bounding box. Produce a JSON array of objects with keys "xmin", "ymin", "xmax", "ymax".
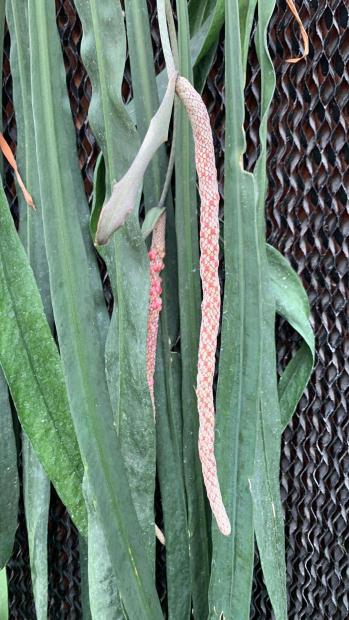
[{"xmin": 175, "ymin": 76, "xmax": 231, "ymax": 537}]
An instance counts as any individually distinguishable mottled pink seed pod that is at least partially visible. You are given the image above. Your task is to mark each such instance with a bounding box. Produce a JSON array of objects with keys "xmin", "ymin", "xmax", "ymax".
[
  {"xmin": 146, "ymin": 213, "xmax": 166, "ymax": 415},
  {"xmin": 175, "ymin": 76, "xmax": 231, "ymax": 536}
]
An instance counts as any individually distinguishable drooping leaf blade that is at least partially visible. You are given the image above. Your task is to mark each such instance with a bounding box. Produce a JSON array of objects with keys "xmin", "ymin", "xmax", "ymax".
[
  {"xmin": 27, "ymin": 1, "xmax": 162, "ymax": 616},
  {"xmin": 267, "ymin": 245, "xmax": 315, "ymax": 429}
]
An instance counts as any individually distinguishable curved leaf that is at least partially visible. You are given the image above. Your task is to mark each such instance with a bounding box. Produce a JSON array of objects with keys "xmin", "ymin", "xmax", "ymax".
[{"xmin": 267, "ymin": 245, "xmax": 315, "ymax": 429}]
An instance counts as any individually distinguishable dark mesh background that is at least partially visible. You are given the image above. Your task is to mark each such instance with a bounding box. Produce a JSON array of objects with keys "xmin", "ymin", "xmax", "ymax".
[{"xmin": 3, "ymin": 0, "xmax": 348, "ymax": 618}]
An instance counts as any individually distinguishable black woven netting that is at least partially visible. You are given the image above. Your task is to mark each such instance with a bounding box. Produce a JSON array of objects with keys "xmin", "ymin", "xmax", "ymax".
[{"xmin": 3, "ymin": 1, "xmax": 348, "ymax": 618}]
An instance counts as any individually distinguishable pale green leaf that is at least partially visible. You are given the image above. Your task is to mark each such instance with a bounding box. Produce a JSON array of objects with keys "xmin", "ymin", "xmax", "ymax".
[{"xmin": 0, "ymin": 568, "xmax": 8, "ymax": 620}]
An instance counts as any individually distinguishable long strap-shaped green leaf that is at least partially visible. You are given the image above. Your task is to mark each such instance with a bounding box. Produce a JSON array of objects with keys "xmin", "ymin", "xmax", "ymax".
[
  {"xmin": 27, "ymin": 2, "xmax": 162, "ymax": 617},
  {"xmin": 250, "ymin": 2, "xmax": 313, "ymax": 618},
  {"xmin": 124, "ymin": 3, "xmax": 191, "ymax": 618},
  {"xmin": 251, "ymin": 2, "xmax": 288, "ymax": 618},
  {"xmin": 0, "ymin": 181, "xmax": 86, "ymax": 533},
  {"xmin": 75, "ymin": 0, "xmax": 157, "ymax": 565},
  {"xmin": 209, "ymin": 2, "xmax": 262, "ymax": 618},
  {"xmin": 7, "ymin": 3, "xmax": 51, "ymax": 616},
  {"xmin": 176, "ymin": 2, "xmax": 211, "ymax": 617},
  {"xmin": 267, "ymin": 246, "xmax": 315, "ymax": 429},
  {"xmin": 0, "ymin": 369, "xmax": 19, "ymax": 569},
  {"xmin": 83, "ymin": 476, "xmax": 125, "ymax": 620},
  {"xmin": 0, "ymin": 0, "xmax": 19, "ymax": 576}
]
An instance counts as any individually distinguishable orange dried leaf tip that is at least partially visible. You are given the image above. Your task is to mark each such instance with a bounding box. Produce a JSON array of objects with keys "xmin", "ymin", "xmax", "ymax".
[
  {"xmin": 286, "ymin": 0, "xmax": 309, "ymax": 64},
  {"xmin": 0, "ymin": 133, "xmax": 36, "ymax": 209}
]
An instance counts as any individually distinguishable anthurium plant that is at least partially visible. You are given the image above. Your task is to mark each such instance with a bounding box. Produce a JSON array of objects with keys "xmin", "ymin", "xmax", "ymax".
[{"xmin": 0, "ymin": 0, "xmax": 313, "ymax": 618}]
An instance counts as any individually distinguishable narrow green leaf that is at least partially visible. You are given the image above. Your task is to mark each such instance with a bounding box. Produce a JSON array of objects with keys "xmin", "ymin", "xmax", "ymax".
[
  {"xmin": 192, "ymin": 0, "xmax": 223, "ymax": 66},
  {"xmin": 75, "ymin": 0, "xmax": 158, "ymax": 568},
  {"xmin": 0, "ymin": 0, "xmax": 5, "ymax": 176},
  {"xmin": 90, "ymin": 153, "xmax": 106, "ymax": 242},
  {"xmin": 79, "ymin": 535, "xmax": 92, "ymax": 620},
  {"xmin": 83, "ymin": 477, "xmax": 124, "ymax": 620},
  {"xmin": 251, "ymin": 290, "xmax": 287, "ymax": 620},
  {"xmin": 0, "ymin": 181, "xmax": 86, "ymax": 533},
  {"xmin": 124, "ymin": 7, "xmax": 190, "ymax": 615},
  {"xmin": 209, "ymin": 1, "xmax": 262, "ymax": 618},
  {"xmin": 267, "ymin": 245, "xmax": 315, "ymax": 429},
  {"xmin": 7, "ymin": 4, "xmax": 52, "ymax": 615},
  {"xmin": 125, "ymin": 0, "xmax": 165, "ymax": 213},
  {"xmin": 239, "ymin": 0, "xmax": 258, "ymax": 71},
  {"xmin": 189, "ymin": 1, "xmax": 224, "ymax": 91},
  {"xmin": 0, "ymin": 370, "xmax": 19, "ymax": 569},
  {"xmin": 28, "ymin": 2, "xmax": 162, "ymax": 616},
  {"xmin": 155, "ymin": 346, "xmax": 191, "ymax": 620},
  {"xmin": 22, "ymin": 434, "xmax": 50, "ymax": 620},
  {"xmin": 0, "ymin": 568, "xmax": 8, "ymax": 619},
  {"xmin": 176, "ymin": 1, "xmax": 211, "ymax": 617},
  {"xmin": 188, "ymin": 0, "xmax": 215, "ymax": 34},
  {"xmin": 251, "ymin": 3, "xmax": 290, "ymax": 619}
]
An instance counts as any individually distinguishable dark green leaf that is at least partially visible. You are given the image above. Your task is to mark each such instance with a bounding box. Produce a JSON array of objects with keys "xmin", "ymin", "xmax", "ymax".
[
  {"xmin": 251, "ymin": 3, "xmax": 290, "ymax": 619},
  {"xmin": 176, "ymin": 1, "xmax": 211, "ymax": 617},
  {"xmin": 0, "ymin": 370, "xmax": 19, "ymax": 569},
  {"xmin": 0, "ymin": 182, "xmax": 86, "ymax": 533},
  {"xmin": 209, "ymin": 2, "xmax": 262, "ymax": 617}
]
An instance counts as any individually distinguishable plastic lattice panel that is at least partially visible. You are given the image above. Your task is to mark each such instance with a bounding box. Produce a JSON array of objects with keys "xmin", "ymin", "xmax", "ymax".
[{"xmin": 3, "ymin": 1, "xmax": 348, "ymax": 618}]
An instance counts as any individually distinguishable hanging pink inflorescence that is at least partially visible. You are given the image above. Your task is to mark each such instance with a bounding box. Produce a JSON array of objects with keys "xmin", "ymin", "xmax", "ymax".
[
  {"xmin": 175, "ymin": 76, "xmax": 231, "ymax": 536},
  {"xmin": 146, "ymin": 213, "xmax": 166, "ymax": 415}
]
